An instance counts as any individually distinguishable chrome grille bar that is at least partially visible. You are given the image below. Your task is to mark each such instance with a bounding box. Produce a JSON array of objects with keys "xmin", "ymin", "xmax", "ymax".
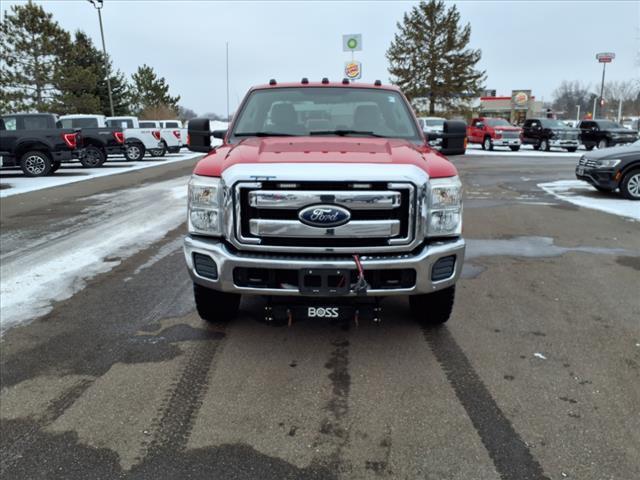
[
  {"xmin": 249, "ymin": 219, "xmax": 400, "ymax": 238},
  {"xmin": 248, "ymin": 190, "xmax": 401, "ymax": 209}
]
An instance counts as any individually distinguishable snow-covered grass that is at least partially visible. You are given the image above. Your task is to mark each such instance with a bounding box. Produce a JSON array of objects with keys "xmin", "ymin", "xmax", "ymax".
[
  {"xmin": 0, "ymin": 176, "xmax": 189, "ymax": 334},
  {"xmin": 465, "ymin": 144, "xmax": 583, "ymax": 157},
  {"xmin": 538, "ymin": 180, "xmax": 640, "ymax": 220},
  {"xmin": 0, "ymin": 152, "xmax": 202, "ymax": 198}
]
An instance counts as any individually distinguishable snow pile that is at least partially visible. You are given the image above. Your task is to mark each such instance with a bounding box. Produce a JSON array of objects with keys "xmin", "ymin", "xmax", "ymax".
[
  {"xmin": 0, "ymin": 152, "xmax": 202, "ymax": 198},
  {"xmin": 538, "ymin": 180, "xmax": 640, "ymax": 220},
  {"xmin": 0, "ymin": 177, "xmax": 189, "ymax": 333}
]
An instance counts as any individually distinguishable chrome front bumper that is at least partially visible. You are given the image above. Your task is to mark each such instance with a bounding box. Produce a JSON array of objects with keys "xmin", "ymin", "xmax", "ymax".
[
  {"xmin": 493, "ymin": 138, "xmax": 521, "ymax": 146},
  {"xmin": 550, "ymin": 139, "xmax": 579, "ymax": 147},
  {"xmin": 184, "ymin": 236, "xmax": 465, "ymax": 297}
]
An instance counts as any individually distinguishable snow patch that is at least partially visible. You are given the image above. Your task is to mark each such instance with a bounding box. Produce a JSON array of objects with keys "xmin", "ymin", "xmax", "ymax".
[
  {"xmin": 0, "ymin": 152, "xmax": 201, "ymax": 198},
  {"xmin": 0, "ymin": 177, "xmax": 189, "ymax": 334},
  {"xmin": 538, "ymin": 180, "xmax": 640, "ymax": 220}
]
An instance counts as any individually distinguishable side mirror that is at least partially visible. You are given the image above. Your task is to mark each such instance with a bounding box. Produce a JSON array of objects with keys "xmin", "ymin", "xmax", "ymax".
[
  {"xmin": 188, "ymin": 118, "xmax": 213, "ymax": 152},
  {"xmin": 439, "ymin": 120, "xmax": 467, "ymax": 156},
  {"xmin": 212, "ymin": 129, "xmax": 226, "ymax": 140}
]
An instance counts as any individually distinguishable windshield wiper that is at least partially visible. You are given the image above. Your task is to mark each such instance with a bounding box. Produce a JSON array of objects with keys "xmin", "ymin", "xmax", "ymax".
[
  {"xmin": 309, "ymin": 129, "xmax": 385, "ymax": 137},
  {"xmin": 234, "ymin": 131, "xmax": 300, "ymax": 137}
]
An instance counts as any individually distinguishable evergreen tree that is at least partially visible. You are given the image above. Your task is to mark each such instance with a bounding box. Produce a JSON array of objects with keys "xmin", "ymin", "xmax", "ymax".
[
  {"xmin": 386, "ymin": 0, "xmax": 485, "ymax": 115},
  {"xmin": 0, "ymin": 1, "xmax": 69, "ymax": 112},
  {"xmin": 52, "ymin": 31, "xmax": 101, "ymax": 114},
  {"xmin": 130, "ymin": 64, "xmax": 180, "ymax": 115},
  {"xmin": 99, "ymin": 67, "xmax": 132, "ymax": 116}
]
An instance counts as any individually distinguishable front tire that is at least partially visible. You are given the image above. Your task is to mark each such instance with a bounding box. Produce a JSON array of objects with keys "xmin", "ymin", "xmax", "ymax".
[
  {"xmin": 620, "ymin": 169, "xmax": 640, "ymax": 200},
  {"xmin": 509, "ymin": 146, "xmax": 520, "ymax": 151},
  {"xmin": 540, "ymin": 138, "xmax": 550, "ymax": 151},
  {"xmin": 20, "ymin": 151, "xmax": 52, "ymax": 177},
  {"xmin": 148, "ymin": 146, "xmax": 166, "ymax": 157},
  {"xmin": 124, "ymin": 143, "xmax": 145, "ymax": 161},
  {"xmin": 410, "ymin": 286, "xmax": 456, "ymax": 326},
  {"xmin": 80, "ymin": 145, "xmax": 106, "ymax": 168},
  {"xmin": 483, "ymin": 136, "xmax": 493, "ymax": 151},
  {"xmin": 566, "ymin": 147, "xmax": 578, "ymax": 152},
  {"xmin": 193, "ymin": 283, "xmax": 241, "ymax": 323}
]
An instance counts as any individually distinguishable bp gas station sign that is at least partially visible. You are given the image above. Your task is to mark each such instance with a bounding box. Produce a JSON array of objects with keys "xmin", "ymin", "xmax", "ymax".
[
  {"xmin": 342, "ymin": 34, "xmax": 362, "ymax": 52},
  {"xmin": 342, "ymin": 34, "xmax": 362, "ymax": 80}
]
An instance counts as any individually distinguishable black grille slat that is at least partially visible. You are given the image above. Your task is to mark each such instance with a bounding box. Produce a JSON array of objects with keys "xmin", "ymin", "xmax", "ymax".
[
  {"xmin": 193, "ymin": 253, "xmax": 218, "ymax": 280},
  {"xmin": 431, "ymin": 256, "xmax": 456, "ymax": 281}
]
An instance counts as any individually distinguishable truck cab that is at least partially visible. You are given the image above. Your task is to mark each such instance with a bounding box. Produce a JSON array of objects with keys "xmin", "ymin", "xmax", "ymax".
[
  {"xmin": 184, "ymin": 80, "xmax": 466, "ymax": 326},
  {"xmin": 467, "ymin": 117, "xmax": 522, "ymax": 151}
]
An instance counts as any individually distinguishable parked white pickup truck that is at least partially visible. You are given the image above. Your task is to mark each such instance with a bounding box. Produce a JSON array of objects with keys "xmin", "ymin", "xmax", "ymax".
[
  {"xmin": 159, "ymin": 119, "xmax": 187, "ymax": 149},
  {"xmin": 138, "ymin": 120, "xmax": 181, "ymax": 155},
  {"xmin": 105, "ymin": 116, "xmax": 164, "ymax": 161}
]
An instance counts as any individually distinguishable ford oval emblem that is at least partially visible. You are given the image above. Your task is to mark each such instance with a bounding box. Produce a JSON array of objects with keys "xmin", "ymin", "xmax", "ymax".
[{"xmin": 298, "ymin": 205, "xmax": 351, "ymax": 228}]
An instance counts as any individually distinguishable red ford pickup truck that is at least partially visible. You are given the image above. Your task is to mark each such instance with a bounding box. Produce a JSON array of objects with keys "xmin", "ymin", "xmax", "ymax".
[
  {"xmin": 467, "ymin": 117, "xmax": 522, "ymax": 151},
  {"xmin": 185, "ymin": 79, "xmax": 466, "ymax": 326}
]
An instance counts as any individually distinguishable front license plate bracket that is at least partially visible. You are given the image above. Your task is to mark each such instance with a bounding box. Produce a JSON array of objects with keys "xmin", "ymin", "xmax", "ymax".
[{"xmin": 299, "ymin": 268, "xmax": 351, "ymax": 296}]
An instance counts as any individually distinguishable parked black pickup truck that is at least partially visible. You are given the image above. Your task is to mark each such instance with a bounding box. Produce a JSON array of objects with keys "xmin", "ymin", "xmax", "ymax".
[
  {"xmin": 0, "ymin": 114, "xmax": 83, "ymax": 176},
  {"xmin": 58, "ymin": 115, "xmax": 125, "ymax": 166},
  {"xmin": 577, "ymin": 119, "xmax": 638, "ymax": 150},
  {"xmin": 521, "ymin": 118, "xmax": 580, "ymax": 152}
]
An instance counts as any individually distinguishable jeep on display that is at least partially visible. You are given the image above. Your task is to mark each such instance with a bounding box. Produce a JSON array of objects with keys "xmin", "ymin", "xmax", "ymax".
[
  {"xmin": 521, "ymin": 118, "xmax": 580, "ymax": 152},
  {"xmin": 184, "ymin": 79, "xmax": 466, "ymax": 326},
  {"xmin": 577, "ymin": 119, "xmax": 638, "ymax": 150}
]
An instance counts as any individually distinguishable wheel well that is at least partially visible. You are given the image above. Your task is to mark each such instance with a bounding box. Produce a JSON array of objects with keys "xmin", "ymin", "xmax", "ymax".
[
  {"xmin": 16, "ymin": 143, "xmax": 51, "ymax": 160},
  {"xmin": 620, "ymin": 163, "xmax": 640, "ymax": 179},
  {"xmin": 84, "ymin": 139, "xmax": 106, "ymax": 152}
]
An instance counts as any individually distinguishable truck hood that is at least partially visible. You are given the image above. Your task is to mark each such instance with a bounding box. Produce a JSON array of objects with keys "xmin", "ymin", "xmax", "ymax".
[
  {"xmin": 584, "ymin": 143, "xmax": 640, "ymax": 160},
  {"xmin": 193, "ymin": 136, "xmax": 458, "ymax": 178}
]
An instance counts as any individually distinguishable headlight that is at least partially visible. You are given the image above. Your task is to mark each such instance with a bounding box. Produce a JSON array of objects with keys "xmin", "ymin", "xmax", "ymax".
[
  {"xmin": 188, "ymin": 175, "xmax": 223, "ymax": 235},
  {"xmin": 426, "ymin": 177, "xmax": 462, "ymax": 237},
  {"xmin": 594, "ymin": 159, "xmax": 621, "ymax": 169}
]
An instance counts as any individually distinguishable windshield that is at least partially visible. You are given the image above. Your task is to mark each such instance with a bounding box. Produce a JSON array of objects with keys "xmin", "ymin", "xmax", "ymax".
[
  {"xmin": 60, "ymin": 118, "xmax": 99, "ymax": 128},
  {"xmin": 541, "ymin": 119, "xmax": 570, "ymax": 129},
  {"xmin": 230, "ymin": 87, "xmax": 421, "ymax": 142},
  {"xmin": 596, "ymin": 120, "xmax": 623, "ymax": 129},
  {"xmin": 485, "ymin": 118, "xmax": 511, "ymax": 127}
]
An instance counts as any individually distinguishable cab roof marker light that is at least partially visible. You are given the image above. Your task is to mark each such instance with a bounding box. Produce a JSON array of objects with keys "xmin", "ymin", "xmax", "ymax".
[
  {"xmin": 342, "ymin": 78, "xmax": 349, "ymax": 85},
  {"xmin": 374, "ymin": 80, "xmax": 382, "ymax": 86},
  {"xmin": 269, "ymin": 79, "xmax": 277, "ymax": 85},
  {"xmin": 321, "ymin": 77, "xmax": 329, "ymax": 84},
  {"xmin": 301, "ymin": 77, "xmax": 309, "ymax": 84}
]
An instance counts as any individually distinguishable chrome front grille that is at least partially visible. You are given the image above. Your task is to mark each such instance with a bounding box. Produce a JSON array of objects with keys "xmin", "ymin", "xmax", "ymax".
[
  {"xmin": 234, "ymin": 181, "xmax": 415, "ymax": 251},
  {"xmin": 578, "ymin": 156, "xmax": 597, "ymax": 167},
  {"xmin": 500, "ymin": 131, "xmax": 519, "ymax": 139}
]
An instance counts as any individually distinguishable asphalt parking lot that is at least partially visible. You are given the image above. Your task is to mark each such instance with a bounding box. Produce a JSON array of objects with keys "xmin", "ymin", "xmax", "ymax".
[{"xmin": 1, "ymin": 151, "xmax": 639, "ymax": 480}]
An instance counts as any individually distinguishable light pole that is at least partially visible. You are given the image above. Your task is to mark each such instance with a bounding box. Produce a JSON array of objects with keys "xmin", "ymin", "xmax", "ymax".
[
  {"xmin": 575, "ymin": 104, "xmax": 580, "ymax": 122},
  {"xmin": 226, "ymin": 41, "xmax": 230, "ymax": 121},
  {"xmin": 88, "ymin": 0, "xmax": 114, "ymax": 116}
]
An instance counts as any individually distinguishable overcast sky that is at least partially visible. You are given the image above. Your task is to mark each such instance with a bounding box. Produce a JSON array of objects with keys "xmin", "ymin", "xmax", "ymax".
[{"xmin": 3, "ymin": 0, "xmax": 639, "ymax": 115}]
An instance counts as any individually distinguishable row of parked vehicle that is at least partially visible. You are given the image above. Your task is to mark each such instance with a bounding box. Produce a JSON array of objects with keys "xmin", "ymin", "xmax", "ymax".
[
  {"xmin": 0, "ymin": 113, "xmax": 188, "ymax": 176},
  {"xmin": 419, "ymin": 116, "xmax": 638, "ymax": 152}
]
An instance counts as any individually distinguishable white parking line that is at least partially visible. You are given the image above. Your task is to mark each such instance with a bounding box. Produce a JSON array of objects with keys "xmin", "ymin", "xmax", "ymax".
[{"xmin": 0, "ymin": 152, "xmax": 202, "ymax": 198}]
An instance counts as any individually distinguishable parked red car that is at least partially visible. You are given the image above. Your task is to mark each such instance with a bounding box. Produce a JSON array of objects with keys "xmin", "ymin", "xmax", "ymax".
[{"xmin": 467, "ymin": 117, "xmax": 522, "ymax": 151}]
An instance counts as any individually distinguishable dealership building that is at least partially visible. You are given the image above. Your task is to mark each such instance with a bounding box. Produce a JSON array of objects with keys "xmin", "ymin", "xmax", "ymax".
[{"xmin": 479, "ymin": 90, "xmax": 544, "ymax": 125}]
